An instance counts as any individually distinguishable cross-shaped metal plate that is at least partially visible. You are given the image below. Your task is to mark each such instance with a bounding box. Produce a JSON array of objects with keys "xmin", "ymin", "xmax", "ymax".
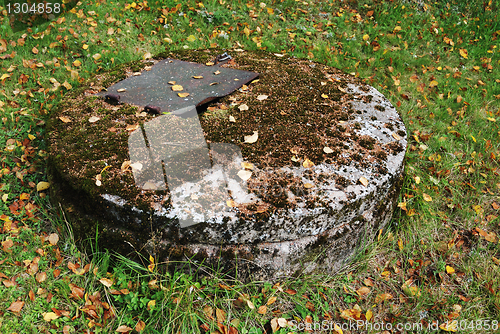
[{"xmin": 97, "ymin": 57, "xmax": 259, "ymax": 114}]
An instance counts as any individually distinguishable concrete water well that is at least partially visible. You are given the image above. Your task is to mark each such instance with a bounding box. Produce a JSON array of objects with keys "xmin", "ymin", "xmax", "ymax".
[{"xmin": 47, "ymin": 49, "xmax": 407, "ymax": 281}]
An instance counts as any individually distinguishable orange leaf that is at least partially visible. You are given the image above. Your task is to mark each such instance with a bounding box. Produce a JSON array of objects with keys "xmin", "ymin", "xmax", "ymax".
[
  {"xmin": 135, "ymin": 320, "xmax": 146, "ymax": 332},
  {"xmin": 7, "ymin": 300, "xmax": 24, "ymax": 313}
]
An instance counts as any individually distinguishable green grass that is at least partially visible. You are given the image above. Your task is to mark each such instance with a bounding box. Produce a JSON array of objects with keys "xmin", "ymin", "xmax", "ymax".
[{"xmin": 0, "ymin": 0, "xmax": 499, "ymax": 333}]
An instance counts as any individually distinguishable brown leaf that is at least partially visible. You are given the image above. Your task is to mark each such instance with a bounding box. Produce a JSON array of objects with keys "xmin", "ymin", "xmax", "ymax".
[
  {"xmin": 36, "ymin": 272, "xmax": 47, "ymax": 283},
  {"xmin": 29, "ymin": 290, "xmax": 35, "ymax": 301},
  {"xmin": 69, "ymin": 283, "xmax": 84, "ymax": 299},
  {"xmin": 266, "ymin": 296, "xmax": 277, "ymax": 305},
  {"xmin": 59, "ymin": 116, "xmax": 71, "ymax": 123},
  {"xmin": 375, "ymin": 293, "xmax": 393, "ymax": 303},
  {"xmin": 2, "ymin": 238, "xmax": 13, "ymax": 252},
  {"xmin": 285, "ymin": 288, "xmax": 297, "ymax": 295},
  {"xmin": 356, "ymin": 286, "xmax": 371, "ymax": 296},
  {"xmin": 7, "ymin": 300, "xmax": 24, "ymax": 313},
  {"xmin": 257, "ymin": 305, "xmax": 267, "ymax": 314}
]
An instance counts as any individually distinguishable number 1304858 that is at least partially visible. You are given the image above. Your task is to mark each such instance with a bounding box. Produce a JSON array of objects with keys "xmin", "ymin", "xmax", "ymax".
[{"xmin": 6, "ymin": 2, "xmax": 62, "ymax": 15}]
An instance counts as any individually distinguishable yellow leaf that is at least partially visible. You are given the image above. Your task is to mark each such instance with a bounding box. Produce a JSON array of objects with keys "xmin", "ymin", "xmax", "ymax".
[
  {"xmin": 446, "ymin": 265, "xmax": 455, "ymax": 274},
  {"xmin": 143, "ymin": 52, "xmax": 152, "ymax": 60},
  {"xmin": 440, "ymin": 321, "xmax": 458, "ymax": 332},
  {"xmin": 365, "ymin": 309, "xmax": 372, "ymax": 322},
  {"xmin": 43, "ymin": 312, "xmax": 59, "ymax": 321},
  {"xmin": 459, "ymin": 48, "xmax": 468, "ymax": 59},
  {"xmin": 243, "ymin": 27, "xmax": 250, "ymax": 37},
  {"xmin": 187, "ymin": 35, "xmax": 196, "ymax": 42},
  {"xmin": 429, "ymin": 80, "xmax": 438, "ymax": 87},
  {"xmin": 73, "ymin": 60, "xmax": 82, "ymax": 67},
  {"xmin": 414, "ymin": 176, "xmax": 421, "ymax": 184},
  {"xmin": 148, "ymin": 255, "xmax": 155, "ymax": 272},
  {"xmin": 470, "ymin": 134, "xmax": 476, "ymax": 142},
  {"xmin": 192, "ymin": 75, "xmax": 203, "ymax": 79},
  {"xmin": 37, "ymin": 181, "xmax": 50, "ymax": 191},
  {"xmin": 92, "ymin": 53, "xmax": 101, "ymax": 60},
  {"xmin": 0, "ymin": 74, "xmax": 11, "ymax": 81},
  {"xmin": 241, "ymin": 161, "xmax": 254, "ymax": 170},
  {"xmin": 171, "ymin": 85, "xmax": 183, "ymax": 91},
  {"xmin": 303, "ymin": 183, "xmax": 314, "ymax": 189},
  {"xmin": 62, "ymin": 81, "xmax": 72, "ymax": 90},
  {"xmin": 359, "ymin": 176, "xmax": 368, "ymax": 187},
  {"xmin": 321, "ymin": 93, "xmax": 328, "ymax": 98},
  {"xmin": 398, "ymin": 238, "xmax": 404, "ymax": 251},
  {"xmin": 487, "ymin": 117, "xmax": 496, "ymax": 122},
  {"xmin": 423, "ymin": 193, "xmax": 432, "ymax": 202},
  {"xmin": 177, "ymin": 92, "xmax": 190, "ymax": 97},
  {"xmin": 147, "ymin": 299, "xmax": 156, "ymax": 310},
  {"xmin": 82, "ymin": 44, "xmax": 89, "ymax": 50},
  {"xmin": 363, "ymin": 34, "xmax": 370, "ymax": 41},
  {"xmin": 303, "ymin": 159, "xmax": 314, "ymax": 168},
  {"xmin": 393, "ymin": 25, "xmax": 402, "ymax": 33}
]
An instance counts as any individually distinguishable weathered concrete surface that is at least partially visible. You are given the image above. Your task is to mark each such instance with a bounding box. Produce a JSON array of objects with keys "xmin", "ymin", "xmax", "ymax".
[{"xmin": 47, "ymin": 49, "xmax": 407, "ymax": 281}]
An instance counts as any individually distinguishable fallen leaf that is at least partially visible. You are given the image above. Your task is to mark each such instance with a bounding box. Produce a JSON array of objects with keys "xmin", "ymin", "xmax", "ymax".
[
  {"xmin": 177, "ymin": 92, "xmax": 190, "ymax": 97},
  {"xmin": 229, "ymin": 115, "xmax": 236, "ymax": 122},
  {"xmin": 171, "ymin": 85, "xmax": 183, "ymax": 91},
  {"xmin": 135, "ymin": 320, "xmax": 146, "ymax": 332},
  {"xmin": 374, "ymin": 293, "xmax": 393, "ymax": 303},
  {"xmin": 37, "ymin": 182, "xmax": 50, "ymax": 191},
  {"xmin": 439, "ymin": 321, "xmax": 458, "ymax": 332},
  {"xmin": 192, "ymin": 75, "xmax": 203, "ymax": 79},
  {"xmin": 392, "ymin": 132, "xmax": 401, "ymax": 140},
  {"xmin": 266, "ymin": 296, "xmax": 277, "ymax": 305},
  {"xmin": 459, "ymin": 48, "xmax": 468, "ymax": 59},
  {"xmin": 187, "ymin": 35, "xmax": 196, "ymax": 42},
  {"xmin": 237, "ymin": 170, "xmax": 252, "ymax": 181},
  {"xmin": 117, "ymin": 88, "xmax": 127, "ymax": 92},
  {"xmin": 241, "ymin": 162, "xmax": 254, "ymax": 170},
  {"xmin": 62, "ymin": 81, "xmax": 72, "ymax": 90},
  {"xmin": 99, "ymin": 278, "xmax": 113, "ymax": 287},
  {"xmin": 446, "ymin": 266, "xmax": 455, "ymax": 274},
  {"xmin": 303, "ymin": 159, "xmax": 314, "ymax": 168},
  {"xmin": 258, "ymin": 305, "xmax": 267, "ymax": 314},
  {"xmin": 59, "ymin": 116, "xmax": 71, "ymax": 123},
  {"xmin": 359, "ymin": 176, "xmax": 369, "ymax": 187},
  {"xmin": 43, "ymin": 312, "xmax": 59, "ymax": 321},
  {"xmin": 257, "ymin": 94, "xmax": 268, "ymax": 101},
  {"xmin": 116, "ymin": 325, "xmax": 133, "ymax": 333},
  {"xmin": 93, "ymin": 53, "xmax": 101, "ymax": 60},
  {"xmin": 239, "ymin": 104, "xmax": 249, "ymax": 111},
  {"xmin": 323, "ymin": 147, "xmax": 333, "ymax": 153},
  {"xmin": 73, "ymin": 60, "xmax": 82, "ymax": 67},
  {"xmin": 89, "ymin": 116, "xmax": 100, "ymax": 123},
  {"xmin": 321, "ymin": 93, "xmax": 328, "ymax": 98},
  {"xmin": 423, "ymin": 193, "xmax": 432, "ymax": 202},
  {"xmin": 7, "ymin": 300, "xmax": 24, "ymax": 313},
  {"xmin": 126, "ymin": 124, "xmax": 139, "ymax": 131},
  {"xmin": 356, "ymin": 286, "xmax": 370, "ymax": 296},
  {"xmin": 244, "ymin": 131, "xmax": 258, "ymax": 143},
  {"xmin": 304, "ymin": 183, "xmax": 314, "ymax": 189}
]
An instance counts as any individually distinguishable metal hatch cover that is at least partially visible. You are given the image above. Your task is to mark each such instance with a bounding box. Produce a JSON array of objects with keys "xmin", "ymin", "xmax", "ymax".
[{"xmin": 97, "ymin": 57, "xmax": 259, "ymax": 114}]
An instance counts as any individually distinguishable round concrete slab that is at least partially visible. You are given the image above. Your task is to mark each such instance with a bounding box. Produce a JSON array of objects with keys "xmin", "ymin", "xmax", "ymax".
[{"xmin": 47, "ymin": 49, "xmax": 407, "ymax": 281}]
